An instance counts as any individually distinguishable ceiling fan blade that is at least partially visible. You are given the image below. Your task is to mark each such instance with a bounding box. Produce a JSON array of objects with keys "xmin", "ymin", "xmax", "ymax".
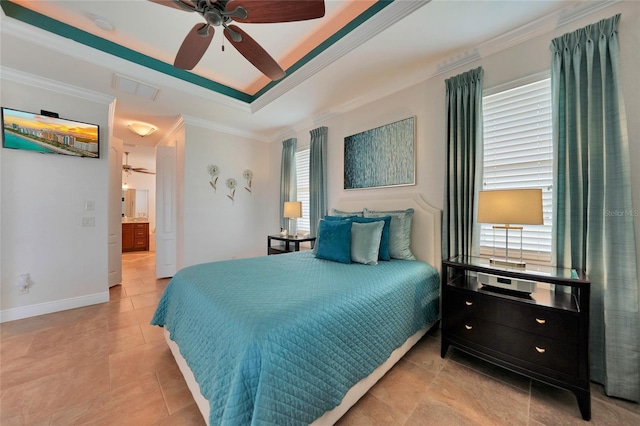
[
  {"xmin": 224, "ymin": 25, "xmax": 285, "ymax": 81},
  {"xmin": 174, "ymin": 23, "xmax": 214, "ymax": 70},
  {"xmin": 133, "ymin": 168, "xmax": 156, "ymax": 174},
  {"xmin": 226, "ymin": 0, "xmax": 325, "ymax": 23},
  {"xmin": 148, "ymin": 0, "xmax": 197, "ymax": 12}
]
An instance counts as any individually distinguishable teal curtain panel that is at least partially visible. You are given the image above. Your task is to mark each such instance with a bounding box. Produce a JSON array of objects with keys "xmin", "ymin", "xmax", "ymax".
[
  {"xmin": 443, "ymin": 67, "xmax": 484, "ymax": 260},
  {"xmin": 309, "ymin": 126, "xmax": 328, "ymax": 239},
  {"xmin": 551, "ymin": 14, "xmax": 639, "ymax": 402},
  {"xmin": 280, "ymin": 138, "xmax": 297, "ymax": 230}
]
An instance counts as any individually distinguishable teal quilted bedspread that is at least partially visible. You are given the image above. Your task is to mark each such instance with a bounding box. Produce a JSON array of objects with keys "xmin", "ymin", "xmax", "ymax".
[{"xmin": 151, "ymin": 251, "xmax": 439, "ymax": 425}]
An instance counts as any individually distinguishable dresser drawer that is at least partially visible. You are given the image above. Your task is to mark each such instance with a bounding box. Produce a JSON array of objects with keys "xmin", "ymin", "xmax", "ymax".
[
  {"xmin": 449, "ymin": 317, "xmax": 578, "ymax": 376},
  {"xmin": 505, "ymin": 302, "xmax": 579, "ymax": 344},
  {"xmin": 447, "ymin": 288, "xmax": 578, "ymax": 343}
]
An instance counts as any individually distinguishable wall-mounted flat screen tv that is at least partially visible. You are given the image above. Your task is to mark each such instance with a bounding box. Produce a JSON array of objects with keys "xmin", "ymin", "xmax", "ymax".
[{"xmin": 1, "ymin": 107, "xmax": 99, "ymax": 158}]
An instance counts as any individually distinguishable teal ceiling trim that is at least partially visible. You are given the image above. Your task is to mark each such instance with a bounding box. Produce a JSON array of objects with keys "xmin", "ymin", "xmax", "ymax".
[
  {"xmin": 254, "ymin": 1, "xmax": 395, "ymax": 99},
  {"xmin": 0, "ymin": 0, "xmax": 252, "ymax": 103},
  {"xmin": 2, "ymin": 0, "xmax": 394, "ymax": 104}
]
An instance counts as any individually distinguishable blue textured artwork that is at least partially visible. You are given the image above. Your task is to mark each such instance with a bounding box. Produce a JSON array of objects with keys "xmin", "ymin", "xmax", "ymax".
[{"xmin": 344, "ymin": 117, "xmax": 415, "ymax": 189}]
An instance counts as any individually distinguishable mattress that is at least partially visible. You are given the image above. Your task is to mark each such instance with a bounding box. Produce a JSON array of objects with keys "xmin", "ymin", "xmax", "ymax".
[{"xmin": 151, "ymin": 251, "xmax": 440, "ymax": 425}]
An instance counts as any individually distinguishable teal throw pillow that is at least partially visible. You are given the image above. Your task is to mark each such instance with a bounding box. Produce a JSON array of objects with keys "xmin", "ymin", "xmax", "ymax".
[
  {"xmin": 330, "ymin": 208, "xmax": 364, "ymax": 217},
  {"xmin": 315, "ymin": 219, "xmax": 352, "ymax": 264},
  {"xmin": 313, "ymin": 215, "xmax": 355, "ymax": 254},
  {"xmin": 351, "ymin": 216, "xmax": 392, "ymax": 261},
  {"xmin": 350, "ymin": 221, "xmax": 384, "ymax": 265},
  {"xmin": 363, "ymin": 208, "xmax": 415, "ymax": 260}
]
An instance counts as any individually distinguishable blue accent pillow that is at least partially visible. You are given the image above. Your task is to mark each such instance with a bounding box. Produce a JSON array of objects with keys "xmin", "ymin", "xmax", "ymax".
[
  {"xmin": 323, "ymin": 215, "xmax": 356, "ymax": 221},
  {"xmin": 313, "ymin": 215, "xmax": 355, "ymax": 254},
  {"xmin": 350, "ymin": 221, "xmax": 384, "ymax": 265},
  {"xmin": 315, "ymin": 219, "xmax": 352, "ymax": 264},
  {"xmin": 351, "ymin": 216, "xmax": 392, "ymax": 261},
  {"xmin": 363, "ymin": 208, "xmax": 415, "ymax": 260}
]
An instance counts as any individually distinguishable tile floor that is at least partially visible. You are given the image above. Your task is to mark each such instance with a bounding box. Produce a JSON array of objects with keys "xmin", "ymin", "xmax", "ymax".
[{"xmin": 1, "ymin": 251, "xmax": 638, "ymax": 425}]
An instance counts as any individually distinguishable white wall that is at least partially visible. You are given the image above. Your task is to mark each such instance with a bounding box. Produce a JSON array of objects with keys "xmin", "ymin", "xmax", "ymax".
[
  {"xmin": 179, "ymin": 122, "xmax": 274, "ymax": 268},
  {"xmin": 0, "ymin": 77, "xmax": 113, "ymax": 322},
  {"xmin": 269, "ymin": 1, "xmax": 640, "ymax": 270}
]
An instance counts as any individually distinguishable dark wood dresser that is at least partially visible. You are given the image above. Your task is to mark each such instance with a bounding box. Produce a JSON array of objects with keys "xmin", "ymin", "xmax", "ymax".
[
  {"xmin": 122, "ymin": 222, "xmax": 149, "ymax": 252},
  {"xmin": 441, "ymin": 256, "xmax": 591, "ymax": 420}
]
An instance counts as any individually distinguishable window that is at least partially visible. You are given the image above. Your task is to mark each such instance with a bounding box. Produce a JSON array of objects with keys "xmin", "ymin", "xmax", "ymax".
[
  {"xmin": 481, "ymin": 78, "xmax": 553, "ymax": 264},
  {"xmin": 296, "ymin": 148, "xmax": 310, "ymax": 233}
]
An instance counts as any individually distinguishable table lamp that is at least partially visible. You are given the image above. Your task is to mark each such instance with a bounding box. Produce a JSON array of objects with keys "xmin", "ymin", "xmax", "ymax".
[
  {"xmin": 477, "ymin": 189, "xmax": 543, "ymax": 268},
  {"xmin": 284, "ymin": 201, "xmax": 302, "ymax": 238}
]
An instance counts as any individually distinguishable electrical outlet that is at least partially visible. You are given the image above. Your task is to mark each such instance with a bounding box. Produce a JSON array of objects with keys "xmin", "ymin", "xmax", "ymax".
[{"xmin": 81, "ymin": 217, "xmax": 95, "ymax": 227}]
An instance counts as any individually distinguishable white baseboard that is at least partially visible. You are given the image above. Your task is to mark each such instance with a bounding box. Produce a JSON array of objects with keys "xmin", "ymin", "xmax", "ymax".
[{"xmin": 0, "ymin": 292, "xmax": 110, "ymax": 323}]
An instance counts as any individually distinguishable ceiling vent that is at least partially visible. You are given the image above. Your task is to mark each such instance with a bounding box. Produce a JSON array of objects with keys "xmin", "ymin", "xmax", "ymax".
[{"xmin": 112, "ymin": 74, "xmax": 159, "ymax": 101}]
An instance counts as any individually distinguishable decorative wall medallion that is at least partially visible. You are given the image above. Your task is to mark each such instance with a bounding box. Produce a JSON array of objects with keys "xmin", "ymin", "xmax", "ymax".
[
  {"xmin": 226, "ymin": 178, "xmax": 237, "ymax": 202},
  {"xmin": 207, "ymin": 164, "xmax": 220, "ymax": 192},
  {"xmin": 243, "ymin": 169, "xmax": 253, "ymax": 193}
]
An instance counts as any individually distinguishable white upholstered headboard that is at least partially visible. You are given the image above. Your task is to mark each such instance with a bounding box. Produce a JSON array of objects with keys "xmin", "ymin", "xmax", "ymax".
[{"xmin": 334, "ymin": 193, "xmax": 442, "ymax": 272}]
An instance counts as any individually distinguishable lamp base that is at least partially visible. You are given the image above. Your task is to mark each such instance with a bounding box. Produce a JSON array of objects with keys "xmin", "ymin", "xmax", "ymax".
[
  {"xmin": 490, "ymin": 258, "xmax": 526, "ymax": 269},
  {"xmin": 288, "ymin": 219, "xmax": 298, "ymax": 238}
]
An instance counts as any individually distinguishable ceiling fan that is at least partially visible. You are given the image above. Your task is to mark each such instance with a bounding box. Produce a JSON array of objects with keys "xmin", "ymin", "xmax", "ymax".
[
  {"xmin": 123, "ymin": 152, "xmax": 155, "ymax": 175},
  {"xmin": 149, "ymin": 0, "xmax": 326, "ymax": 81}
]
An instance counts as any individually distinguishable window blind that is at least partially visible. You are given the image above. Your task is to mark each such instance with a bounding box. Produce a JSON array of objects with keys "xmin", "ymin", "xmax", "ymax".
[
  {"xmin": 482, "ymin": 78, "xmax": 553, "ymax": 264},
  {"xmin": 296, "ymin": 148, "xmax": 310, "ymax": 233}
]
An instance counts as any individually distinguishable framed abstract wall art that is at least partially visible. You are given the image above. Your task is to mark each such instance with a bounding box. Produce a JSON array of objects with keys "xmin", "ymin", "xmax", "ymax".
[{"xmin": 344, "ymin": 117, "xmax": 415, "ymax": 190}]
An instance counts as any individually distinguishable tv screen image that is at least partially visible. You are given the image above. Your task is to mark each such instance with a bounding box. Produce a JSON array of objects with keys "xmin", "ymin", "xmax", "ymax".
[{"xmin": 1, "ymin": 107, "xmax": 99, "ymax": 158}]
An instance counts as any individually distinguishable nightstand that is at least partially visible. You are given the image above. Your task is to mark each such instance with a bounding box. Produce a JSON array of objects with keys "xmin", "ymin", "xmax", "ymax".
[
  {"xmin": 441, "ymin": 256, "xmax": 591, "ymax": 420},
  {"xmin": 267, "ymin": 234, "xmax": 316, "ymax": 255}
]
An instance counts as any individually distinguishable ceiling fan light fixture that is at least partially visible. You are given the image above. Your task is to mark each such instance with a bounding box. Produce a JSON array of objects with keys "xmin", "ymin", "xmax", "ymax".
[{"xmin": 127, "ymin": 122, "xmax": 157, "ymax": 137}]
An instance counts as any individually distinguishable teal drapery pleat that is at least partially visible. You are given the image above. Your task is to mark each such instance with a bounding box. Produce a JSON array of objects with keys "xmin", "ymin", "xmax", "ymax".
[
  {"xmin": 309, "ymin": 126, "xmax": 328, "ymax": 240},
  {"xmin": 551, "ymin": 14, "xmax": 639, "ymax": 402},
  {"xmin": 280, "ymin": 138, "xmax": 297, "ymax": 230},
  {"xmin": 443, "ymin": 67, "xmax": 484, "ymax": 260}
]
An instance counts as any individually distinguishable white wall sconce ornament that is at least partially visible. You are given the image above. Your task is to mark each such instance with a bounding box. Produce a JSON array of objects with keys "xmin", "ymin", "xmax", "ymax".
[
  {"xmin": 243, "ymin": 169, "xmax": 253, "ymax": 193},
  {"xmin": 226, "ymin": 178, "xmax": 237, "ymax": 202},
  {"xmin": 207, "ymin": 164, "xmax": 220, "ymax": 192}
]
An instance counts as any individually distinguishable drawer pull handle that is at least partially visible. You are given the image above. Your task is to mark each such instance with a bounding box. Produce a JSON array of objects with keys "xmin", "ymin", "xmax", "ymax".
[
  {"xmin": 464, "ymin": 325, "xmax": 473, "ymax": 330},
  {"xmin": 465, "ymin": 301, "xmax": 473, "ymax": 306},
  {"xmin": 535, "ymin": 346, "xmax": 546, "ymax": 354},
  {"xmin": 535, "ymin": 318, "xmax": 546, "ymax": 324}
]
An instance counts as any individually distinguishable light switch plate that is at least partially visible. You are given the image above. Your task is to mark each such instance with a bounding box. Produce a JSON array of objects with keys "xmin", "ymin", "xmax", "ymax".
[{"xmin": 85, "ymin": 200, "xmax": 95, "ymax": 211}]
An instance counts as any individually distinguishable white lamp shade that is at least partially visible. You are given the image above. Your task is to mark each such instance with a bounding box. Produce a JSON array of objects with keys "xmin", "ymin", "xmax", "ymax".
[
  {"xmin": 283, "ymin": 201, "xmax": 302, "ymax": 218},
  {"xmin": 477, "ymin": 189, "xmax": 543, "ymax": 225}
]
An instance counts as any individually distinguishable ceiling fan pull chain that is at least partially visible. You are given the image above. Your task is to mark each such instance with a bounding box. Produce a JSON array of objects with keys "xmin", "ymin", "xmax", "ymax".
[{"xmin": 222, "ymin": 37, "xmax": 225, "ymax": 52}]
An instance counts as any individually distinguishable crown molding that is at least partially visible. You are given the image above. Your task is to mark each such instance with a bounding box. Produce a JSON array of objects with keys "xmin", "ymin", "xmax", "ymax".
[
  {"xmin": 0, "ymin": 16, "xmax": 252, "ymax": 113},
  {"xmin": 287, "ymin": 0, "xmax": 623, "ymax": 134},
  {"xmin": 181, "ymin": 114, "xmax": 270, "ymax": 143},
  {"xmin": 249, "ymin": 0, "xmax": 431, "ymax": 113},
  {"xmin": 156, "ymin": 116, "xmax": 185, "ymax": 147},
  {"xmin": 434, "ymin": 0, "xmax": 621, "ymax": 76},
  {"xmin": 1, "ymin": 66, "xmax": 115, "ymax": 104}
]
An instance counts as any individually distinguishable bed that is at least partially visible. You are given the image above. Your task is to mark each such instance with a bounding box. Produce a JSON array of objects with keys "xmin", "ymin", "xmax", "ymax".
[{"xmin": 151, "ymin": 193, "xmax": 442, "ymax": 425}]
